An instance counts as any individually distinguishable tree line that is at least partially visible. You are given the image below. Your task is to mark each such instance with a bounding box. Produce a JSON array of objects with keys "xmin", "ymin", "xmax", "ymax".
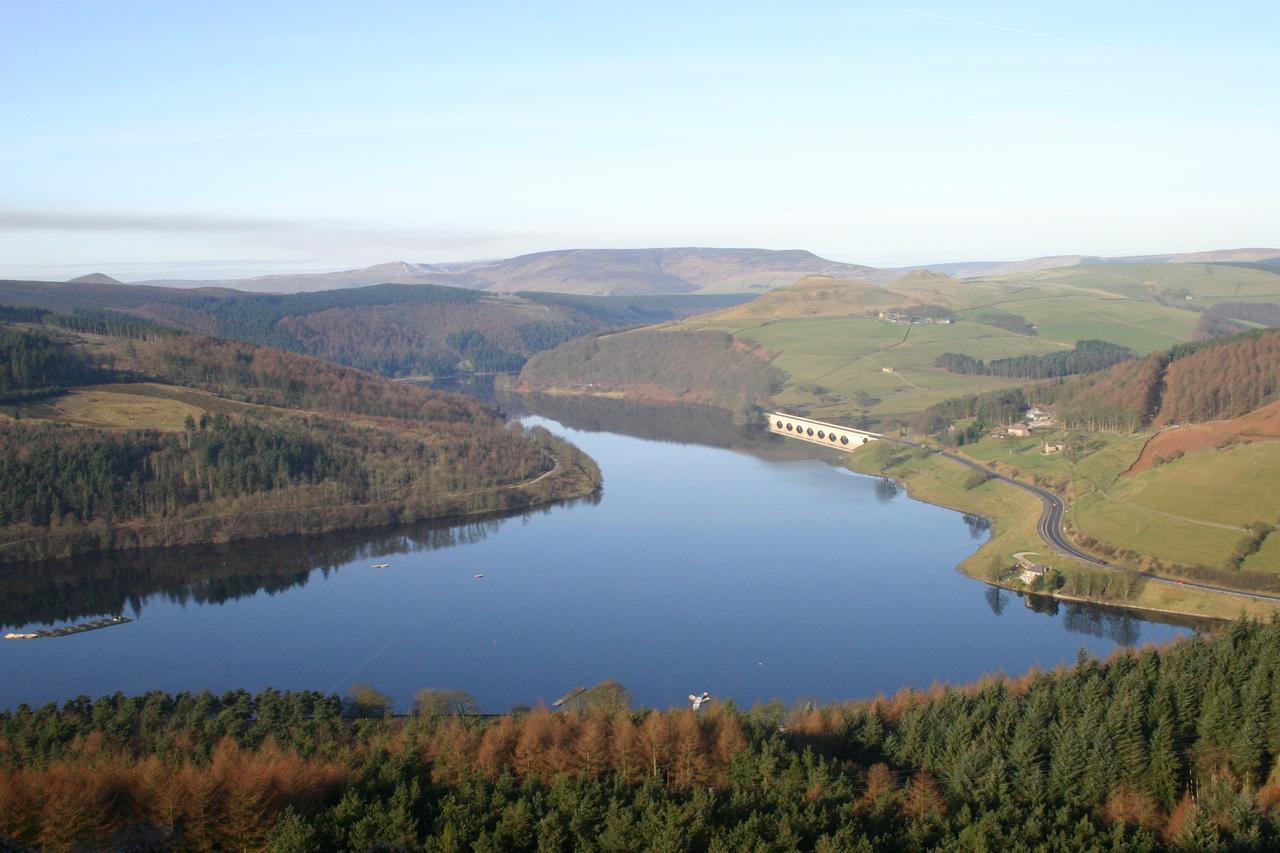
[
  {"xmin": 0, "ymin": 414, "xmax": 347, "ymax": 528},
  {"xmin": 975, "ymin": 312, "xmax": 1037, "ymax": 335},
  {"xmin": 935, "ymin": 340, "xmax": 1133, "ymax": 380},
  {"xmin": 6, "ymin": 619, "xmax": 1280, "ymax": 848}
]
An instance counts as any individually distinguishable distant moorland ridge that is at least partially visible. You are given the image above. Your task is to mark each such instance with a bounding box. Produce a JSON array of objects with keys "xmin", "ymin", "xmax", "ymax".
[
  {"xmin": 58, "ymin": 245, "xmax": 1280, "ymax": 295},
  {"xmin": 131, "ymin": 247, "xmax": 895, "ymax": 295}
]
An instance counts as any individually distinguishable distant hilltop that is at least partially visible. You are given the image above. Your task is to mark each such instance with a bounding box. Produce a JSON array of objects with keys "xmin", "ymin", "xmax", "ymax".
[{"xmin": 66, "ymin": 272, "xmax": 122, "ymax": 285}]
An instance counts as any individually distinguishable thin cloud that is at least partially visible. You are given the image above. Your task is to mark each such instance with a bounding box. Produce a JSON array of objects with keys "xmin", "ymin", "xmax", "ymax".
[
  {"xmin": 0, "ymin": 208, "xmax": 543, "ymax": 253},
  {"xmin": 904, "ymin": 9, "xmax": 1104, "ymax": 49},
  {"xmin": 0, "ymin": 209, "xmax": 317, "ymax": 235}
]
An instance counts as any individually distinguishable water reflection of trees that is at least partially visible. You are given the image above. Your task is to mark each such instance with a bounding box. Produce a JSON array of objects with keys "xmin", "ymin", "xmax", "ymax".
[
  {"xmin": 1019, "ymin": 593, "xmax": 1213, "ymax": 646},
  {"xmin": 962, "ymin": 514, "xmax": 991, "ymax": 539},
  {"xmin": 504, "ymin": 392, "xmax": 773, "ymax": 449},
  {"xmin": 874, "ymin": 478, "xmax": 900, "ymax": 503},
  {"xmin": 0, "ymin": 499, "xmax": 598, "ymax": 630},
  {"xmin": 1061, "ymin": 603, "xmax": 1142, "ymax": 646},
  {"xmin": 984, "ymin": 585, "xmax": 1008, "ymax": 615}
]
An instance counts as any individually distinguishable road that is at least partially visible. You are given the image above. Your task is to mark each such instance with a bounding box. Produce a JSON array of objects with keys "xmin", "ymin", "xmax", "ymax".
[{"xmin": 884, "ymin": 437, "xmax": 1280, "ymax": 605}]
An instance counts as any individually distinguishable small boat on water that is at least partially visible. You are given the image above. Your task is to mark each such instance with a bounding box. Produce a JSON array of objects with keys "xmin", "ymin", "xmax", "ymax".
[
  {"xmin": 370, "ymin": 563, "xmax": 391, "ymax": 568},
  {"xmin": 473, "ymin": 573, "xmax": 485, "ymax": 579},
  {"xmin": 4, "ymin": 633, "xmax": 38, "ymax": 640}
]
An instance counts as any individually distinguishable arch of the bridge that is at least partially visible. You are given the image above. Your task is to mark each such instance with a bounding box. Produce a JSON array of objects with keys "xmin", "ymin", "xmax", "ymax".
[{"xmin": 765, "ymin": 412, "xmax": 878, "ymax": 448}]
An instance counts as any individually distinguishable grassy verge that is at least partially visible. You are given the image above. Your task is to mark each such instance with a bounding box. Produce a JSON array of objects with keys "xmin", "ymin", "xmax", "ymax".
[{"xmin": 845, "ymin": 441, "xmax": 1277, "ymax": 621}]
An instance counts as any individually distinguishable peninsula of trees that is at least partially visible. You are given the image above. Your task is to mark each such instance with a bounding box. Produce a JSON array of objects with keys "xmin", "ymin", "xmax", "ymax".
[{"xmin": 0, "ymin": 312, "xmax": 601, "ymax": 563}]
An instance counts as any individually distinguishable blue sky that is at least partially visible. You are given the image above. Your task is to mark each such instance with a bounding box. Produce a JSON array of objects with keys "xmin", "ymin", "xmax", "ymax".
[{"xmin": 2, "ymin": 1, "xmax": 1277, "ymax": 280}]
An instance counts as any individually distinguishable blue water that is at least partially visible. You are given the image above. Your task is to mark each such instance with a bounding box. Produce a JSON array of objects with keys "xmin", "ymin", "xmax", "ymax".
[{"xmin": 0, "ymin": 410, "xmax": 1194, "ymax": 712}]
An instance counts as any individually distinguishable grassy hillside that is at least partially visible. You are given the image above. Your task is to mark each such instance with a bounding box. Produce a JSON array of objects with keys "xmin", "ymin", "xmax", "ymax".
[
  {"xmin": 894, "ymin": 328, "xmax": 1280, "ymax": 596},
  {"xmin": 648, "ymin": 262, "xmax": 1277, "ymax": 428},
  {"xmin": 0, "ymin": 279, "xmax": 751, "ymax": 380},
  {"xmin": 0, "ymin": 318, "xmax": 600, "ymax": 563}
]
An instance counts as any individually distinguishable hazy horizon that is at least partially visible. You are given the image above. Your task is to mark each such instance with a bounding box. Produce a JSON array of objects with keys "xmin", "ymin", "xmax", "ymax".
[
  {"xmin": 3, "ymin": 2, "xmax": 1277, "ymax": 280},
  {"xmin": 12, "ymin": 243, "xmax": 1280, "ymax": 287}
]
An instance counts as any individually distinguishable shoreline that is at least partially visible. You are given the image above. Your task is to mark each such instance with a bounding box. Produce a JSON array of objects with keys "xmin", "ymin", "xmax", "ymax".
[{"xmin": 845, "ymin": 443, "xmax": 1275, "ymax": 623}]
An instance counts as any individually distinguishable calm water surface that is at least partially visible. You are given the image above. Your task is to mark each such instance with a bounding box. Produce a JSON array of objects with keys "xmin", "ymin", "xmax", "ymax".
[{"xmin": 0, "ymin": 399, "xmax": 1197, "ymax": 712}]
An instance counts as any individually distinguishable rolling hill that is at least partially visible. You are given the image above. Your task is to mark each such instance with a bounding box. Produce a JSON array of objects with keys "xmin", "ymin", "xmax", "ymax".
[
  {"xmin": 515, "ymin": 258, "xmax": 1280, "ymax": 430},
  {"xmin": 0, "ymin": 278, "xmax": 751, "ymax": 379}
]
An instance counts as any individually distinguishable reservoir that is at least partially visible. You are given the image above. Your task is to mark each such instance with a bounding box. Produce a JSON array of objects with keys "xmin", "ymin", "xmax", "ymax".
[{"xmin": 0, "ymin": 396, "xmax": 1196, "ymax": 712}]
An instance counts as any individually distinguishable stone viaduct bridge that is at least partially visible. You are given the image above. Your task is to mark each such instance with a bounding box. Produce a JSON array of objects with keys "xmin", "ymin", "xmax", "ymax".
[{"xmin": 766, "ymin": 411, "xmax": 880, "ymax": 449}]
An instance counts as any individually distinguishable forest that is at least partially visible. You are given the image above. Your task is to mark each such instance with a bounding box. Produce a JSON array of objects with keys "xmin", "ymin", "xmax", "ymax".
[
  {"xmin": 0, "ymin": 322, "xmax": 602, "ymax": 562},
  {"xmin": 0, "ymin": 326, "xmax": 101, "ymax": 402},
  {"xmin": 5, "ymin": 619, "xmax": 1280, "ymax": 849},
  {"xmin": 0, "ymin": 415, "xmax": 350, "ymax": 528},
  {"xmin": 0, "ymin": 281, "xmax": 751, "ymax": 380},
  {"xmin": 934, "ymin": 340, "xmax": 1133, "ymax": 380},
  {"xmin": 1034, "ymin": 328, "xmax": 1280, "ymax": 431}
]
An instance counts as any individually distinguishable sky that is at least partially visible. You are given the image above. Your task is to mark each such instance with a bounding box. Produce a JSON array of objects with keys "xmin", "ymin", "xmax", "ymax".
[{"xmin": 2, "ymin": 1, "xmax": 1277, "ymax": 281}]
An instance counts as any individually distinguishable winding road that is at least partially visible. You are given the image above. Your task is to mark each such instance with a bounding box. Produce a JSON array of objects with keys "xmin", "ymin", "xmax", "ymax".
[{"xmin": 885, "ymin": 438, "xmax": 1280, "ymax": 605}]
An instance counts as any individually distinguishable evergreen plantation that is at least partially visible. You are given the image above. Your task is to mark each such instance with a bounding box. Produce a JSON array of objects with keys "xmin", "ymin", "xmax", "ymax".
[{"xmin": 7, "ymin": 620, "xmax": 1280, "ymax": 849}]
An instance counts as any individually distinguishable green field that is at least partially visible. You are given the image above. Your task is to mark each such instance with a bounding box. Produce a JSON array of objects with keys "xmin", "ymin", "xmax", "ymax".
[
  {"xmin": 1071, "ymin": 441, "xmax": 1280, "ymax": 571},
  {"xmin": 955, "ymin": 289, "xmax": 1200, "ymax": 352},
  {"xmin": 997, "ymin": 262, "xmax": 1280, "ymax": 308},
  {"xmin": 6, "ymin": 383, "xmax": 242, "ymax": 431},
  {"xmin": 956, "ymin": 427, "xmax": 1280, "ymax": 575}
]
